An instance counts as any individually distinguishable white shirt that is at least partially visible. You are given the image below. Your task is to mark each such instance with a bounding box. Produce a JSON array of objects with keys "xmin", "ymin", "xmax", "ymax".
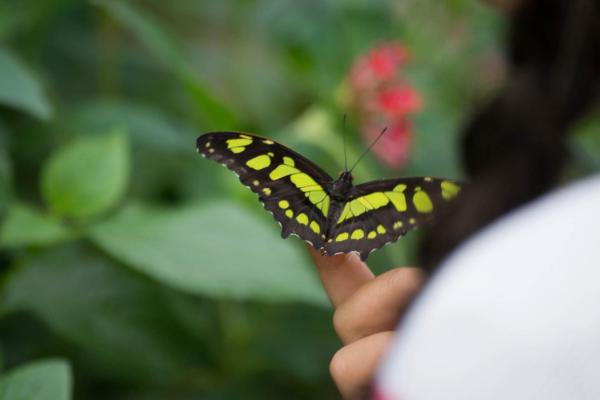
[{"xmin": 376, "ymin": 174, "xmax": 600, "ymax": 400}]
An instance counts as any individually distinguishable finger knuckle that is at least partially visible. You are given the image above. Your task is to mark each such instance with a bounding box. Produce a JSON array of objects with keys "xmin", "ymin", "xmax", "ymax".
[
  {"xmin": 333, "ymin": 307, "xmax": 361, "ymax": 343},
  {"xmin": 384, "ymin": 267, "xmax": 423, "ymax": 294},
  {"xmin": 332, "ymin": 309, "xmax": 349, "ymax": 340},
  {"xmin": 329, "ymin": 347, "xmax": 349, "ymax": 382}
]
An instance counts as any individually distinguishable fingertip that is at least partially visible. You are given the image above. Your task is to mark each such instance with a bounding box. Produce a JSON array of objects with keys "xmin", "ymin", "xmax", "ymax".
[
  {"xmin": 306, "ymin": 245, "xmax": 374, "ymax": 307},
  {"xmin": 306, "ymin": 244, "xmax": 324, "ymax": 263},
  {"xmin": 307, "ymin": 245, "xmax": 361, "ymax": 270},
  {"xmin": 329, "ymin": 331, "xmax": 396, "ymax": 399}
]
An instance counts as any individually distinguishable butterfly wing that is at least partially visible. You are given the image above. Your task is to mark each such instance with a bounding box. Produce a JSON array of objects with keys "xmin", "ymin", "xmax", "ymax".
[
  {"xmin": 197, "ymin": 132, "xmax": 333, "ymax": 249},
  {"xmin": 324, "ymin": 177, "xmax": 461, "ymax": 260}
]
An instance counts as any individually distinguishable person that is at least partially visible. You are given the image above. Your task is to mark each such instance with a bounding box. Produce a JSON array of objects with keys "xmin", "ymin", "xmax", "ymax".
[{"xmin": 308, "ymin": 0, "xmax": 600, "ymax": 398}]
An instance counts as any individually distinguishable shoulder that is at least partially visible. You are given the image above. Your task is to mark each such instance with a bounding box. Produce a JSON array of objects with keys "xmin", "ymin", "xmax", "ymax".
[{"xmin": 375, "ymin": 174, "xmax": 600, "ymax": 400}]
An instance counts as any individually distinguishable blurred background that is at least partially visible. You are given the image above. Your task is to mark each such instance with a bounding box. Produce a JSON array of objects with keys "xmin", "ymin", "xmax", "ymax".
[{"xmin": 0, "ymin": 0, "xmax": 598, "ymax": 399}]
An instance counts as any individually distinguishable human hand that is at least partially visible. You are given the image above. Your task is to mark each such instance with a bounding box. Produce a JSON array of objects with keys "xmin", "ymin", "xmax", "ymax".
[{"xmin": 308, "ymin": 247, "xmax": 425, "ymax": 399}]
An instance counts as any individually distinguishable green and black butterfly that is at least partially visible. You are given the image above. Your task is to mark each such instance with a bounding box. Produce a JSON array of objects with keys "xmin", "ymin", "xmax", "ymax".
[{"xmin": 197, "ymin": 132, "xmax": 461, "ymax": 260}]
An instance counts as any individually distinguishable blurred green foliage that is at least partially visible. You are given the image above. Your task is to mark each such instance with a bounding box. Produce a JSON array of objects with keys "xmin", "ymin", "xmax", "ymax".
[
  {"xmin": 0, "ymin": 0, "xmax": 594, "ymax": 398},
  {"xmin": 0, "ymin": 359, "xmax": 70, "ymax": 400}
]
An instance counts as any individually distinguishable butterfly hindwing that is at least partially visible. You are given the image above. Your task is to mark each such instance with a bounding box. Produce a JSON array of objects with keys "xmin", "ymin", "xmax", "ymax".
[
  {"xmin": 197, "ymin": 132, "xmax": 333, "ymax": 248},
  {"xmin": 324, "ymin": 177, "xmax": 461, "ymax": 260}
]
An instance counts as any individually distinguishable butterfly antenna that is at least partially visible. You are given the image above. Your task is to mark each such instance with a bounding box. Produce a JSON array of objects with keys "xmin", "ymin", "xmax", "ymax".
[
  {"xmin": 342, "ymin": 114, "xmax": 348, "ymax": 171},
  {"xmin": 349, "ymin": 126, "xmax": 388, "ymax": 172}
]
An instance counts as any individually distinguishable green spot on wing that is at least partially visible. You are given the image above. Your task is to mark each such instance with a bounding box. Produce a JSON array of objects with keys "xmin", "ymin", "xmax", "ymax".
[
  {"xmin": 413, "ymin": 190, "xmax": 433, "ymax": 213},
  {"xmin": 441, "ymin": 180, "xmax": 461, "ymax": 200}
]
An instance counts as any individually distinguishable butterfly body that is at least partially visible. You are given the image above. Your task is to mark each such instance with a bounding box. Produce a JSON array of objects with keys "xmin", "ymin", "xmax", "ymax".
[
  {"xmin": 277, "ymin": 172, "xmax": 360, "ymax": 249},
  {"xmin": 197, "ymin": 131, "xmax": 461, "ymax": 260}
]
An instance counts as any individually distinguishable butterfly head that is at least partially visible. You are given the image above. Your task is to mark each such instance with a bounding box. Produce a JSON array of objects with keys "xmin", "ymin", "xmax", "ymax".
[
  {"xmin": 338, "ymin": 170, "xmax": 354, "ymax": 182},
  {"xmin": 333, "ymin": 170, "xmax": 354, "ymax": 198}
]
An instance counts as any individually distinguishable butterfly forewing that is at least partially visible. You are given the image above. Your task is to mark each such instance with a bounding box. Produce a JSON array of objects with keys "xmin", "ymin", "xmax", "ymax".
[
  {"xmin": 324, "ymin": 177, "xmax": 461, "ymax": 260},
  {"xmin": 197, "ymin": 132, "xmax": 333, "ymax": 248}
]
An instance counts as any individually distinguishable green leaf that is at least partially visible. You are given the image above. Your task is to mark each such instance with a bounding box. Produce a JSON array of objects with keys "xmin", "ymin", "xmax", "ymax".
[
  {"xmin": 58, "ymin": 99, "xmax": 191, "ymax": 152},
  {"xmin": 0, "ymin": 244, "xmax": 206, "ymax": 384},
  {"xmin": 95, "ymin": 0, "xmax": 237, "ymax": 127},
  {"xmin": 53, "ymin": 99, "xmax": 219, "ymax": 201},
  {"xmin": 0, "ymin": 359, "xmax": 71, "ymax": 400},
  {"xmin": 89, "ymin": 202, "xmax": 328, "ymax": 306},
  {"xmin": 0, "ymin": 203, "xmax": 72, "ymax": 248},
  {"xmin": 0, "ymin": 139, "xmax": 11, "ymax": 218},
  {"xmin": 0, "ymin": 47, "xmax": 52, "ymax": 120},
  {"xmin": 41, "ymin": 130, "xmax": 130, "ymax": 220}
]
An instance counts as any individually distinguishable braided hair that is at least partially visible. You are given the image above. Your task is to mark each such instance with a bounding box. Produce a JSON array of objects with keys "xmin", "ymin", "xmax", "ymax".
[{"xmin": 419, "ymin": 0, "xmax": 600, "ymax": 272}]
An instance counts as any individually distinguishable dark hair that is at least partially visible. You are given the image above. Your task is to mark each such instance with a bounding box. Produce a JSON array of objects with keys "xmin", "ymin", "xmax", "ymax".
[{"xmin": 419, "ymin": 0, "xmax": 600, "ymax": 272}]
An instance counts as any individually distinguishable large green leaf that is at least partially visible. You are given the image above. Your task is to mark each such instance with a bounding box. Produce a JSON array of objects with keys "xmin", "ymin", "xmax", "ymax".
[
  {"xmin": 0, "ymin": 359, "xmax": 71, "ymax": 400},
  {"xmin": 0, "ymin": 48, "xmax": 52, "ymax": 120},
  {"xmin": 0, "ymin": 244, "xmax": 208, "ymax": 384},
  {"xmin": 0, "ymin": 203, "xmax": 72, "ymax": 248},
  {"xmin": 40, "ymin": 130, "xmax": 129, "ymax": 220},
  {"xmin": 89, "ymin": 202, "xmax": 328, "ymax": 306}
]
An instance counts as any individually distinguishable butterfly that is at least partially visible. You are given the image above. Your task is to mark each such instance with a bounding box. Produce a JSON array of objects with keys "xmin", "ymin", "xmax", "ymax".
[{"xmin": 196, "ymin": 131, "xmax": 461, "ymax": 261}]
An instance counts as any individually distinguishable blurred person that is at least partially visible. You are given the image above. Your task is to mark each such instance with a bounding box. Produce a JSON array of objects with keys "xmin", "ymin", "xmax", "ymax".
[{"xmin": 309, "ymin": 0, "xmax": 600, "ymax": 398}]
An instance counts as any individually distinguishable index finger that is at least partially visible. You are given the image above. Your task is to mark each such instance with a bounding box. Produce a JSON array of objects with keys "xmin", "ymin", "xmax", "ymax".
[{"xmin": 307, "ymin": 246, "xmax": 374, "ymax": 308}]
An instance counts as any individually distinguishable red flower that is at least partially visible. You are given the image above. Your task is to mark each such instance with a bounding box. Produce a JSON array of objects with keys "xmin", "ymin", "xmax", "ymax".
[
  {"xmin": 363, "ymin": 119, "xmax": 412, "ymax": 170},
  {"xmin": 369, "ymin": 44, "xmax": 407, "ymax": 78},
  {"xmin": 347, "ymin": 41, "xmax": 422, "ymax": 169},
  {"xmin": 376, "ymin": 85, "xmax": 422, "ymax": 118},
  {"xmin": 350, "ymin": 43, "xmax": 409, "ymax": 91}
]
